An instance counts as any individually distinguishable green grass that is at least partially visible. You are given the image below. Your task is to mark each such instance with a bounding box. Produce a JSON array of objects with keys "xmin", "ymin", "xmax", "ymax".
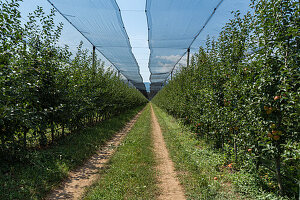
[
  {"xmin": 0, "ymin": 106, "xmax": 144, "ymax": 200},
  {"xmin": 152, "ymin": 104, "xmax": 291, "ymax": 200},
  {"xmin": 83, "ymin": 104, "xmax": 158, "ymax": 200}
]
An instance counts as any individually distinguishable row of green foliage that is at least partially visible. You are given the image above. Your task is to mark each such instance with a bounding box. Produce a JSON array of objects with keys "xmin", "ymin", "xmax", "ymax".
[
  {"xmin": 0, "ymin": 105, "xmax": 143, "ymax": 200},
  {"xmin": 152, "ymin": 0, "xmax": 299, "ymax": 198},
  {"xmin": 0, "ymin": 0, "xmax": 148, "ymax": 150},
  {"xmin": 152, "ymin": 104, "xmax": 286, "ymax": 200}
]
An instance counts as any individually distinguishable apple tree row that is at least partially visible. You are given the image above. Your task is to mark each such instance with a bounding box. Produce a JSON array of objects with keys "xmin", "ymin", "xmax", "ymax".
[
  {"xmin": 0, "ymin": 1, "xmax": 147, "ymax": 151},
  {"xmin": 152, "ymin": 0, "xmax": 298, "ymax": 198}
]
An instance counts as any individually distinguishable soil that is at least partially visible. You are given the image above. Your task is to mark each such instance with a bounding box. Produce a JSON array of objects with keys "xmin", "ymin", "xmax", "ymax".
[
  {"xmin": 45, "ymin": 109, "xmax": 143, "ymax": 200},
  {"xmin": 150, "ymin": 105, "xmax": 186, "ymax": 200}
]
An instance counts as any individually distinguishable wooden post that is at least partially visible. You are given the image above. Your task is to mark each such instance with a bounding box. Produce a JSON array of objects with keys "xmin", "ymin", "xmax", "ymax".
[{"xmin": 187, "ymin": 48, "xmax": 190, "ymax": 67}]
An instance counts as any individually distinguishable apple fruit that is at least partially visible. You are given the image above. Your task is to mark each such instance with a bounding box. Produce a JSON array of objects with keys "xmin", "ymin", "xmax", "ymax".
[
  {"xmin": 273, "ymin": 135, "xmax": 280, "ymax": 140},
  {"xmin": 270, "ymin": 123, "xmax": 276, "ymax": 129},
  {"xmin": 274, "ymin": 96, "xmax": 281, "ymax": 101}
]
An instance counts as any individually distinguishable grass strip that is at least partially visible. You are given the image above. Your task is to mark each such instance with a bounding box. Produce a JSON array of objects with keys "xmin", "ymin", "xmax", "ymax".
[
  {"xmin": 0, "ymin": 106, "xmax": 144, "ymax": 200},
  {"xmin": 84, "ymin": 104, "xmax": 158, "ymax": 200},
  {"xmin": 152, "ymin": 104, "xmax": 258, "ymax": 200}
]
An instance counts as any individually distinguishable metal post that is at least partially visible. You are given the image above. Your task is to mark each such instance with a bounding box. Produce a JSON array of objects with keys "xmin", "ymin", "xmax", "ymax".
[
  {"xmin": 92, "ymin": 45, "xmax": 96, "ymax": 71},
  {"xmin": 118, "ymin": 70, "xmax": 120, "ymax": 78},
  {"xmin": 171, "ymin": 70, "xmax": 173, "ymax": 80},
  {"xmin": 187, "ymin": 48, "xmax": 190, "ymax": 67}
]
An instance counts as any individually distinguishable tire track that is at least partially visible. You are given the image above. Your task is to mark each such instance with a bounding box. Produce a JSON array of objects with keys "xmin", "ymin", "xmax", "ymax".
[
  {"xmin": 150, "ymin": 105, "xmax": 186, "ymax": 200},
  {"xmin": 46, "ymin": 109, "xmax": 144, "ymax": 200}
]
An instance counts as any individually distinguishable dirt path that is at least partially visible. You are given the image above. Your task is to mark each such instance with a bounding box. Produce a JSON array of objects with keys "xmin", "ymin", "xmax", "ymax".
[
  {"xmin": 46, "ymin": 109, "xmax": 144, "ymax": 200},
  {"xmin": 150, "ymin": 105, "xmax": 186, "ymax": 200}
]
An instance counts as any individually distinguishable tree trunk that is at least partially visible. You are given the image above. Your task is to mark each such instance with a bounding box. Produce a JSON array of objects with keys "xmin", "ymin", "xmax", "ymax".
[
  {"xmin": 51, "ymin": 122, "xmax": 55, "ymax": 143},
  {"xmin": 62, "ymin": 124, "xmax": 65, "ymax": 137},
  {"xmin": 275, "ymin": 147, "xmax": 283, "ymax": 195},
  {"xmin": 221, "ymin": 134, "xmax": 224, "ymax": 152},
  {"xmin": 255, "ymin": 140, "xmax": 261, "ymax": 171},
  {"xmin": 234, "ymin": 133, "xmax": 238, "ymax": 164},
  {"xmin": 39, "ymin": 130, "xmax": 47, "ymax": 147},
  {"xmin": 23, "ymin": 131, "xmax": 27, "ymax": 148}
]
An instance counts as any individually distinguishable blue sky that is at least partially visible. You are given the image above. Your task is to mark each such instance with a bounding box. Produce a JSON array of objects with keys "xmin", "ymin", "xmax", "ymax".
[{"xmin": 19, "ymin": 0, "xmax": 251, "ymax": 83}]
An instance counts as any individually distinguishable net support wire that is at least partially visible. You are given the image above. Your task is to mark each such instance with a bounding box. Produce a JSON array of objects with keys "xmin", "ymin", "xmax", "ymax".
[
  {"xmin": 46, "ymin": 0, "xmax": 146, "ymax": 91},
  {"xmin": 146, "ymin": 0, "xmax": 225, "ymax": 90}
]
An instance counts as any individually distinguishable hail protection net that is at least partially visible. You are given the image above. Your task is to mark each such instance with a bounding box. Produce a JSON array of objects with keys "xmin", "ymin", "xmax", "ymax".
[
  {"xmin": 190, "ymin": 0, "xmax": 251, "ymax": 50},
  {"xmin": 146, "ymin": 0, "xmax": 223, "ymax": 93},
  {"xmin": 47, "ymin": 0, "xmax": 146, "ymax": 91}
]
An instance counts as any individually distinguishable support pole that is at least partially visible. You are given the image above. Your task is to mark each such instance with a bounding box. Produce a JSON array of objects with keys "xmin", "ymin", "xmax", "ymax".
[
  {"xmin": 118, "ymin": 70, "xmax": 120, "ymax": 78},
  {"xmin": 171, "ymin": 70, "xmax": 173, "ymax": 80},
  {"xmin": 187, "ymin": 48, "xmax": 190, "ymax": 67},
  {"xmin": 92, "ymin": 45, "xmax": 96, "ymax": 73}
]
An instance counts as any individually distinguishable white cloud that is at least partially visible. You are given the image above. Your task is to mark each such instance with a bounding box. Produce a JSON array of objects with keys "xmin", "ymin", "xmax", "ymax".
[
  {"xmin": 157, "ymin": 61, "xmax": 173, "ymax": 72},
  {"xmin": 155, "ymin": 54, "xmax": 182, "ymax": 62}
]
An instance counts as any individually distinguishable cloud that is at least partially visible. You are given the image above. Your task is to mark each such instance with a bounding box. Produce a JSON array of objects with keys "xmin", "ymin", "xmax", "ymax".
[
  {"xmin": 157, "ymin": 61, "xmax": 173, "ymax": 72},
  {"xmin": 155, "ymin": 54, "xmax": 182, "ymax": 62}
]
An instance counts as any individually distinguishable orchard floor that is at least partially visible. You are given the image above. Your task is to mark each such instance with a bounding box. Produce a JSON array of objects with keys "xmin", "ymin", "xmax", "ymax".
[
  {"xmin": 46, "ymin": 109, "xmax": 144, "ymax": 199},
  {"xmin": 48, "ymin": 104, "xmax": 186, "ymax": 200},
  {"xmin": 46, "ymin": 103, "xmax": 275, "ymax": 200},
  {"xmin": 150, "ymin": 105, "xmax": 186, "ymax": 200}
]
